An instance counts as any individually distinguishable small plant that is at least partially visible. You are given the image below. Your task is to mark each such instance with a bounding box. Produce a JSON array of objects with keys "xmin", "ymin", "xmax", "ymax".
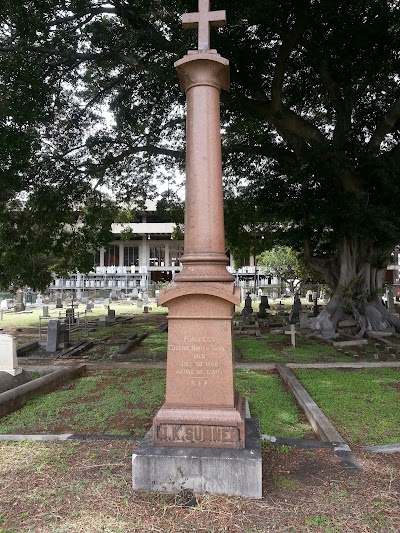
[
  {"xmin": 273, "ymin": 475, "xmax": 300, "ymax": 490},
  {"xmin": 306, "ymin": 515, "xmax": 331, "ymax": 527}
]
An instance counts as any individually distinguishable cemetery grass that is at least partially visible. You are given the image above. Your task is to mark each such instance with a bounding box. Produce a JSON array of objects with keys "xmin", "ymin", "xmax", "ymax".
[
  {"xmin": 0, "ymin": 370, "xmax": 313, "ymax": 439},
  {"xmin": 235, "ymin": 334, "xmax": 358, "ymax": 363},
  {"xmin": 295, "ymin": 368, "xmax": 400, "ymax": 446},
  {"xmin": 0, "ymin": 441, "xmax": 399, "ymax": 532}
]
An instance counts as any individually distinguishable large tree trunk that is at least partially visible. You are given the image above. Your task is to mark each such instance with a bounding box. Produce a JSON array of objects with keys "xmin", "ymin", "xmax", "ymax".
[{"xmin": 305, "ymin": 237, "xmax": 400, "ymax": 337}]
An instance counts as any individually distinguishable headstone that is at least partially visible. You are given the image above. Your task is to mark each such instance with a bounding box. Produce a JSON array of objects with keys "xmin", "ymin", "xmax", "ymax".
[
  {"xmin": 58, "ymin": 322, "xmax": 70, "ymax": 348},
  {"xmin": 312, "ymin": 297, "xmax": 319, "ymax": 317},
  {"xmin": 65, "ymin": 307, "xmax": 75, "ymax": 324},
  {"xmin": 137, "ymin": 298, "xmax": 143, "ymax": 308},
  {"xmin": 241, "ymin": 307, "xmax": 252, "ymax": 325},
  {"xmin": 46, "ymin": 319, "xmax": 60, "ymax": 353},
  {"xmin": 132, "ymin": 288, "xmax": 139, "ymax": 300},
  {"xmin": 35, "ymin": 295, "xmax": 43, "ymax": 306},
  {"xmin": 56, "ymin": 297, "xmax": 63, "ymax": 309},
  {"xmin": 143, "ymin": 293, "xmax": 149, "ymax": 305},
  {"xmin": 14, "ymin": 289, "xmax": 25, "ymax": 312},
  {"xmin": 387, "ymin": 289, "xmax": 395, "ymax": 313},
  {"xmin": 258, "ymin": 295, "xmax": 270, "ymax": 319},
  {"xmin": 1, "ymin": 300, "xmax": 8, "ymax": 310},
  {"xmin": 107, "ymin": 309, "xmax": 116, "ymax": 320},
  {"xmin": 244, "ymin": 293, "xmax": 253, "ymax": 312},
  {"xmin": 306, "ymin": 290, "xmax": 313, "ymax": 303},
  {"xmin": 143, "ymin": 306, "xmax": 149, "ymax": 313},
  {"xmin": 98, "ymin": 316, "xmax": 107, "ymax": 327},
  {"xmin": 289, "ymin": 295, "xmax": 302, "ymax": 324},
  {"xmin": 0, "ymin": 335, "xmax": 22, "ymax": 376},
  {"xmin": 42, "ymin": 305, "xmax": 49, "ymax": 317}
]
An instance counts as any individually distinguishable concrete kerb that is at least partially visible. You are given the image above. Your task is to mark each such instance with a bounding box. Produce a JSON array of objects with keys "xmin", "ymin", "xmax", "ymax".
[
  {"xmin": 276, "ymin": 363, "xmax": 362, "ymax": 471},
  {"xmin": 0, "ymin": 364, "xmax": 86, "ymax": 418}
]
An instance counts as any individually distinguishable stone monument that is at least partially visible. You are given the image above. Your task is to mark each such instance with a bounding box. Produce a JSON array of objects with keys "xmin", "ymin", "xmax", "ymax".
[
  {"xmin": 132, "ymin": 0, "xmax": 261, "ymax": 499},
  {"xmin": 0, "ymin": 335, "xmax": 22, "ymax": 376}
]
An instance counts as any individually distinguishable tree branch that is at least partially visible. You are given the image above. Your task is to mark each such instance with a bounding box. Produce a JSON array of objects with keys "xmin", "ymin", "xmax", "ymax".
[
  {"xmin": 48, "ymin": 7, "xmax": 117, "ymax": 26},
  {"xmin": 369, "ymin": 94, "xmax": 400, "ymax": 150},
  {"xmin": 271, "ymin": 1, "xmax": 307, "ymax": 112},
  {"xmin": 237, "ymin": 96, "xmax": 327, "ymax": 146},
  {"xmin": 223, "ymin": 143, "xmax": 297, "ymax": 166}
]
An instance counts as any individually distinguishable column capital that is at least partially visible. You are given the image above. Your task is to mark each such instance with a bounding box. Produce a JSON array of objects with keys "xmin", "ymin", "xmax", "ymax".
[{"xmin": 175, "ymin": 52, "xmax": 229, "ymax": 93}]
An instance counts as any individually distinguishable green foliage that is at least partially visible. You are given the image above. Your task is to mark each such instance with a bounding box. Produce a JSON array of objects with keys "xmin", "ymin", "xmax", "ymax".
[
  {"xmin": 0, "ymin": 1, "xmax": 399, "ymax": 292},
  {"xmin": 257, "ymin": 246, "xmax": 310, "ymax": 285}
]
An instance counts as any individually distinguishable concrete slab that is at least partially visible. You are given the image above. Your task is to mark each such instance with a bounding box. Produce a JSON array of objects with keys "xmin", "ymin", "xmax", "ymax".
[{"xmin": 132, "ymin": 418, "xmax": 262, "ymax": 499}]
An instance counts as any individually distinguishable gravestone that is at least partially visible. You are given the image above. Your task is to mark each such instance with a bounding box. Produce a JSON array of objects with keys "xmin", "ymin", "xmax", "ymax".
[
  {"xmin": 289, "ymin": 295, "xmax": 302, "ymax": 324},
  {"xmin": 0, "ymin": 335, "xmax": 22, "ymax": 376},
  {"xmin": 107, "ymin": 309, "xmax": 116, "ymax": 321},
  {"xmin": 14, "ymin": 289, "xmax": 25, "ymax": 312},
  {"xmin": 312, "ymin": 297, "xmax": 319, "ymax": 317},
  {"xmin": 132, "ymin": 288, "xmax": 139, "ymax": 300},
  {"xmin": 42, "ymin": 305, "xmax": 49, "ymax": 318},
  {"xmin": 56, "ymin": 297, "xmax": 63, "ymax": 309},
  {"xmin": 258, "ymin": 295, "xmax": 270, "ymax": 319},
  {"xmin": 241, "ymin": 292, "xmax": 254, "ymax": 323},
  {"xmin": 143, "ymin": 306, "xmax": 149, "ymax": 313},
  {"xmin": 46, "ymin": 319, "xmax": 60, "ymax": 353},
  {"xmin": 1, "ymin": 300, "xmax": 8, "ymax": 310},
  {"xmin": 65, "ymin": 308, "xmax": 75, "ymax": 324},
  {"xmin": 387, "ymin": 288, "xmax": 395, "ymax": 313},
  {"xmin": 35, "ymin": 295, "xmax": 43, "ymax": 306},
  {"xmin": 306, "ymin": 290, "xmax": 313, "ymax": 303},
  {"xmin": 136, "ymin": 298, "xmax": 143, "ymax": 308},
  {"xmin": 133, "ymin": 1, "xmax": 261, "ymax": 500},
  {"xmin": 58, "ymin": 322, "xmax": 70, "ymax": 348}
]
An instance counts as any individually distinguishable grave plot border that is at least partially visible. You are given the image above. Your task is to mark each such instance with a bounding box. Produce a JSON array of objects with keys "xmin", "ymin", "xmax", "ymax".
[{"xmin": 0, "ymin": 364, "xmax": 86, "ymax": 417}]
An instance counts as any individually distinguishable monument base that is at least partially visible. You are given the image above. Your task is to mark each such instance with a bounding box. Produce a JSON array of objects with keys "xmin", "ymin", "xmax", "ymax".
[
  {"xmin": 152, "ymin": 391, "xmax": 246, "ymax": 449},
  {"xmin": 132, "ymin": 418, "xmax": 262, "ymax": 499},
  {"xmin": 0, "ymin": 368, "xmax": 22, "ymax": 377}
]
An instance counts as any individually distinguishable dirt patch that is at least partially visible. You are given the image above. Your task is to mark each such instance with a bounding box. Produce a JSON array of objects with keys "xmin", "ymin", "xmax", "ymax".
[{"xmin": 0, "ymin": 441, "xmax": 398, "ymax": 532}]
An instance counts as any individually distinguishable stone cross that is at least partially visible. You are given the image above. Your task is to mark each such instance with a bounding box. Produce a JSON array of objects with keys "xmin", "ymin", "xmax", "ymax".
[
  {"xmin": 285, "ymin": 323, "xmax": 296, "ymax": 347},
  {"xmin": 182, "ymin": 0, "xmax": 226, "ymax": 51}
]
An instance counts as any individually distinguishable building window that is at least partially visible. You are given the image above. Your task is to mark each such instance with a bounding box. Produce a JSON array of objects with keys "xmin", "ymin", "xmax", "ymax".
[
  {"xmin": 149, "ymin": 245, "xmax": 165, "ymax": 266},
  {"xmin": 124, "ymin": 246, "xmax": 139, "ymax": 266},
  {"xmin": 169, "ymin": 244, "xmax": 184, "ymax": 266},
  {"xmin": 104, "ymin": 245, "xmax": 119, "ymax": 266}
]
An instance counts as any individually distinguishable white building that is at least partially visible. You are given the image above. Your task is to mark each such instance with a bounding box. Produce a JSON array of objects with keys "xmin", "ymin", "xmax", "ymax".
[{"xmin": 49, "ymin": 204, "xmax": 278, "ymax": 298}]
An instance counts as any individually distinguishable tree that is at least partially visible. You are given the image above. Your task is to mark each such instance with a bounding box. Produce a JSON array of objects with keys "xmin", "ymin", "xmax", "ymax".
[
  {"xmin": 258, "ymin": 246, "xmax": 306, "ymax": 294},
  {"xmin": 1, "ymin": 1, "xmax": 399, "ymax": 332}
]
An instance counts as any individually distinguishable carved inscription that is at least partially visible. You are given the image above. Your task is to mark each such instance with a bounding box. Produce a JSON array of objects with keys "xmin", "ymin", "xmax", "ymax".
[
  {"xmin": 157, "ymin": 424, "xmax": 240, "ymax": 444},
  {"xmin": 169, "ymin": 335, "xmax": 231, "ymax": 386}
]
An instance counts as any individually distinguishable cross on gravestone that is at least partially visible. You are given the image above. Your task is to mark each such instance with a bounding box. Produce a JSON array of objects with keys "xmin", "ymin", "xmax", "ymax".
[
  {"xmin": 182, "ymin": 0, "xmax": 226, "ymax": 51},
  {"xmin": 285, "ymin": 323, "xmax": 297, "ymax": 347}
]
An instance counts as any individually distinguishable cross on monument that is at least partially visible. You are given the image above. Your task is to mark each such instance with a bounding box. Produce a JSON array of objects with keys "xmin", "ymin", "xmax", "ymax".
[{"xmin": 182, "ymin": 0, "xmax": 226, "ymax": 51}]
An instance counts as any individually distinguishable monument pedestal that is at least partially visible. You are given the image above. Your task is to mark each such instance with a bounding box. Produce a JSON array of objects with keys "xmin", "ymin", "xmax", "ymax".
[
  {"xmin": 133, "ymin": 418, "xmax": 262, "ymax": 499},
  {"xmin": 153, "ymin": 282, "xmax": 245, "ymax": 449}
]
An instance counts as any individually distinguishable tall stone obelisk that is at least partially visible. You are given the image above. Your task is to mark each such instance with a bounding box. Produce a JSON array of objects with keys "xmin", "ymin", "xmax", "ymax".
[
  {"xmin": 153, "ymin": 0, "xmax": 244, "ymax": 449},
  {"xmin": 132, "ymin": 1, "xmax": 261, "ymax": 498}
]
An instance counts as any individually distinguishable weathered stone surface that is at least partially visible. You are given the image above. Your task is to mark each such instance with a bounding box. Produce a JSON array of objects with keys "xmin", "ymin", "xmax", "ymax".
[{"xmin": 133, "ymin": 418, "xmax": 262, "ymax": 498}]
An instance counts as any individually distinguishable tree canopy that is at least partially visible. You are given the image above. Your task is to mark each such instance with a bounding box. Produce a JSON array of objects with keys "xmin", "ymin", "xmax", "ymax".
[{"xmin": 1, "ymin": 1, "xmax": 399, "ymax": 308}]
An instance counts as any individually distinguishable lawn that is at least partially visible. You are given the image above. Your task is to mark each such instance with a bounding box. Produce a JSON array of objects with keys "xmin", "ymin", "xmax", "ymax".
[
  {"xmin": 0, "ymin": 369, "xmax": 313, "ymax": 439},
  {"xmin": 295, "ymin": 368, "xmax": 400, "ymax": 446}
]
